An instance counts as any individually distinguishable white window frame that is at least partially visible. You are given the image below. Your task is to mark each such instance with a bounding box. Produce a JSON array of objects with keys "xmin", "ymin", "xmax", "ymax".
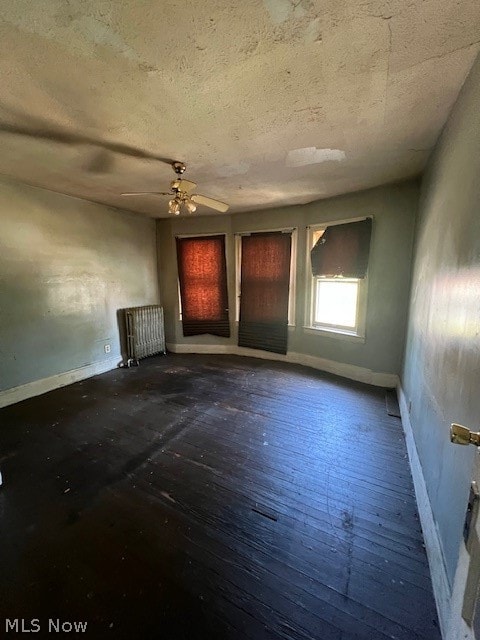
[
  {"xmin": 304, "ymin": 218, "xmax": 370, "ymax": 341},
  {"xmin": 235, "ymin": 228, "xmax": 297, "ymax": 327}
]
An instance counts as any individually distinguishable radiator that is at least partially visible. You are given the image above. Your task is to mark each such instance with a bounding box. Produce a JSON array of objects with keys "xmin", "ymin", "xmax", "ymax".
[{"xmin": 124, "ymin": 305, "xmax": 166, "ymax": 366}]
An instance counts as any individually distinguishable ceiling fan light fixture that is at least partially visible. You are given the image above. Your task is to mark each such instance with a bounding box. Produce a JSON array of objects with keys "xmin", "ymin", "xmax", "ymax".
[
  {"xmin": 185, "ymin": 199, "xmax": 197, "ymax": 214},
  {"xmin": 168, "ymin": 198, "xmax": 180, "ymax": 215},
  {"xmin": 121, "ymin": 161, "xmax": 229, "ymax": 214}
]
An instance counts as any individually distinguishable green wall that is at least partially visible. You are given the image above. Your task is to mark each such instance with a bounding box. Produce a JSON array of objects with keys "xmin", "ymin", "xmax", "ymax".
[
  {"xmin": 0, "ymin": 176, "xmax": 159, "ymax": 392},
  {"xmin": 157, "ymin": 180, "xmax": 418, "ymax": 377},
  {"xmin": 402, "ymin": 54, "xmax": 480, "ymax": 585}
]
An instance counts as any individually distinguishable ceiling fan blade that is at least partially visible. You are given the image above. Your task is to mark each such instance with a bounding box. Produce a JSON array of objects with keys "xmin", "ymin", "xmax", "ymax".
[
  {"xmin": 0, "ymin": 122, "xmax": 176, "ymax": 166},
  {"xmin": 171, "ymin": 179, "xmax": 197, "ymax": 192},
  {"xmin": 191, "ymin": 194, "xmax": 229, "ymax": 212},
  {"xmin": 120, "ymin": 191, "xmax": 171, "ymax": 196},
  {"xmin": 84, "ymin": 149, "xmax": 114, "ymax": 174}
]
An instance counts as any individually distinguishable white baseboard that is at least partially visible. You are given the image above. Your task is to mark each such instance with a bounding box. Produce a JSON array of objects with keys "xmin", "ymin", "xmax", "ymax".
[
  {"xmin": 397, "ymin": 383, "xmax": 451, "ymax": 639},
  {"xmin": 167, "ymin": 342, "xmax": 398, "ymax": 388},
  {"xmin": 0, "ymin": 357, "xmax": 119, "ymax": 409},
  {"xmin": 0, "ymin": 345, "xmax": 396, "ymax": 409},
  {"xmin": 446, "ymin": 544, "xmax": 476, "ymax": 640}
]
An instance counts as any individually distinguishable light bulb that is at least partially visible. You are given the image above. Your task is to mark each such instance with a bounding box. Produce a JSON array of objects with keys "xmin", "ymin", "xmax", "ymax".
[
  {"xmin": 185, "ymin": 199, "xmax": 197, "ymax": 214},
  {"xmin": 168, "ymin": 199, "xmax": 180, "ymax": 215}
]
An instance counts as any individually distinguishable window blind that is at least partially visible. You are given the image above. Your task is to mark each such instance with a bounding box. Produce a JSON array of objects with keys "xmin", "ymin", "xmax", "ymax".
[
  {"xmin": 176, "ymin": 235, "xmax": 230, "ymax": 337},
  {"xmin": 311, "ymin": 218, "xmax": 372, "ymax": 278},
  {"xmin": 238, "ymin": 232, "xmax": 292, "ymax": 354}
]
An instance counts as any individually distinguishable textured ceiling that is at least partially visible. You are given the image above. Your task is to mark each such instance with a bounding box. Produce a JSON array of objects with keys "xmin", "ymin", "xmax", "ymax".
[{"xmin": 0, "ymin": 0, "xmax": 479, "ymax": 217}]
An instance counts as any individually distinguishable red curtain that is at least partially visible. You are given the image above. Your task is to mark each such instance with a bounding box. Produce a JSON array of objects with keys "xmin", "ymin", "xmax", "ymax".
[
  {"xmin": 238, "ymin": 232, "xmax": 292, "ymax": 354},
  {"xmin": 311, "ymin": 218, "xmax": 372, "ymax": 278},
  {"xmin": 176, "ymin": 235, "xmax": 230, "ymax": 337}
]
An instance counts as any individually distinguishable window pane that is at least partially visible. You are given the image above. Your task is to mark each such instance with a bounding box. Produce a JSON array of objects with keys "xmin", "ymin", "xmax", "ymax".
[
  {"xmin": 238, "ymin": 232, "xmax": 292, "ymax": 355},
  {"xmin": 314, "ymin": 280, "xmax": 358, "ymax": 328},
  {"xmin": 240, "ymin": 233, "xmax": 292, "ymax": 323},
  {"xmin": 310, "ymin": 219, "xmax": 372, "ymax": 278},
  {"xmin": 178, "ymin": 237, "xmax": 225, "ymax": 319},
  {"xmin": 176, "ymin": 235, "xmax": 230, "ymax": 337}
]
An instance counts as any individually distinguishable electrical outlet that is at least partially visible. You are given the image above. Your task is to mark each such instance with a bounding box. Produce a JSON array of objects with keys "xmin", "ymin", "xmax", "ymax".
[{"xmin": 104, "ymin": 344, "xmax": 111, "ymax": 354}]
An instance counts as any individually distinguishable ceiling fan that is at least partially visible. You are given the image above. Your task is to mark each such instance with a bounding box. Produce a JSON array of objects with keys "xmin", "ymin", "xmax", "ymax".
[{"xmin": 121, "ymin": 161, "xmax": 229, "ymax": 215}]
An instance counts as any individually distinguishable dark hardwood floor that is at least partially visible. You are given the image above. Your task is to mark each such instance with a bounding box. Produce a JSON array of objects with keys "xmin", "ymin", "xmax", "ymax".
[{"xmin": 0, "ymin": 354, "xmax": 441, "ymax": 639}]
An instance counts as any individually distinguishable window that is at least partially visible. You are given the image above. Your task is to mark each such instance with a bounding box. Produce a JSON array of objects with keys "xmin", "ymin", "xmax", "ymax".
[
  {"xmin": 176, "ymin": 235, "xmax": 230, "ymax": 337},
  {"xmin": 306, "ymin": 219, "xmax": 372, "ymax": 337},
  {"xmin": 313, "ymin": 278, "xmax": 359, "ymax": 329},
  {"xmin": 237, "ymin": 231, "xmax": 293, "ymax": 354},
  {"xmin": 235, "ymin": 228, "xmax": 297, "ymax": 326}
]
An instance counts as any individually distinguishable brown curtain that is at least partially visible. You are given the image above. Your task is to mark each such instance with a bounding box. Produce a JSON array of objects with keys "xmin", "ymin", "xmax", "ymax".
[
  {"xmin": 238, "ymin": 232, "xmax": 292, "ymax": 354},
  {"xmin": 311, "ymin": 218, "xmax": 372, "ymax": 278},
  {"xmin": 176, "ymin": 235, "xmax": 230, "ymax": 337}
]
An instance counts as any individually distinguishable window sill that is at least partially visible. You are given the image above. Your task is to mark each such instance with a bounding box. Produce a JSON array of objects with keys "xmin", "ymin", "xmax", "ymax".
[{"xmin": 303, "ymin": 326, "xmax": 366, "ymax": 343}]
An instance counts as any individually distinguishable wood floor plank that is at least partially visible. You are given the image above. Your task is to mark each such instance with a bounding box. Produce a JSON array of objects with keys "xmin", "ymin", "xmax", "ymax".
[{"xmin": 0, "ymin": 354, "xmax": 441, "ymax": 640}]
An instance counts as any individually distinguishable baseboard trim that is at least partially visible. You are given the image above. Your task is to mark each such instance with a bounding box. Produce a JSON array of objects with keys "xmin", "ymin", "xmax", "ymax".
[
  {"xmin": 0, "ymin": 357, "xmax": 119, "ymax": 409},
  {"xmin": 397, "ymin": 382, "xmax": 451, "ymax": 638},
  {"xmin": 166, "ymin": 343, "xmax": 398, "ymax": 388}
]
